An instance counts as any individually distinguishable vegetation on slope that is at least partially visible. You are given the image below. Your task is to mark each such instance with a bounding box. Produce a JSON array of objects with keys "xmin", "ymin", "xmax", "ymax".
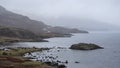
[
  {"xmin": 0, "ymin": 26, "xmax": 49, "ymax": 45},
  {"xmin": 0, "ymin": 47, "xmax": 52, "ymax": 68},
  {"xmin": 0, "ymin": 5, "xmax": 88, "ymax": 34}
]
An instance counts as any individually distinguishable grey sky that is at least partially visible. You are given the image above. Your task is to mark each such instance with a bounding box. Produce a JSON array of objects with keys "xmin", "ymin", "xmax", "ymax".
[{"xmin": 0, "ymin": 0, "xmax": 120, "ymax": 29}]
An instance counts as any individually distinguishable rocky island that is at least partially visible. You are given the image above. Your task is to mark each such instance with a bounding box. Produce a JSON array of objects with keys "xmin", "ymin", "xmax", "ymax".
[{"xmin": 70, "ymin": 43, "xmax": 103, "ymax": 50}]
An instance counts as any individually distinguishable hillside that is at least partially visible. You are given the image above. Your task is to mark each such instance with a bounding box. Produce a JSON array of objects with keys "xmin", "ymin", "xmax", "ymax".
[
  {"xmin": 0, "ymin": 5, "xmax": 88, "ymax": 35},
  {"xmin": 43, "ymin": 17, "xmax": 120, "ymax": 31},
  {"xmin": 0, "ymin": 26, "xmax": 38, "ymax": 39},
  {"xmin": 47, "ymin": 26, "xmax": 88, "ymax": 34},
  {"xmin": 0, "ymin": 26, "xmax": 48, "ymax": 45}
]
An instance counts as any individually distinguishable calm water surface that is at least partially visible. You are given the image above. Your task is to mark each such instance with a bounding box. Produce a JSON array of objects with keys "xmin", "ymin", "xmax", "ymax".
[{"xmin": 3, "ymin": 31, "xmax": 120, "ymax": 68}]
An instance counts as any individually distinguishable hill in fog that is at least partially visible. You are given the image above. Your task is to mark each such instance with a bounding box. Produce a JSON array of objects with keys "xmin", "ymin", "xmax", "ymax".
[
  {"xmin": 0, "ymin": 5, "xmax": 88, "ymax": 35},
  {"xmin": 33, "ymin": 16, "xmax": 120, "ymax": 31}
]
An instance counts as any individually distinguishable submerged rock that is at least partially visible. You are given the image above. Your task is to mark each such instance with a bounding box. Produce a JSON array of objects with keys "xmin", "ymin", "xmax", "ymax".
[
  {"xmin": 69, "ymin": 43, "xmax": 103, "ymax": 50},
  {"xmin": 75, "ymin": 61, "xmax": 80, "ymax": 63}
]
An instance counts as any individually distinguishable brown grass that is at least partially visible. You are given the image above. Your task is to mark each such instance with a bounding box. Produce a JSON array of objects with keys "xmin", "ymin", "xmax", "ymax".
[{"xmin": 0, "ymin": 47, "xmax": 52, "ymax": 68}]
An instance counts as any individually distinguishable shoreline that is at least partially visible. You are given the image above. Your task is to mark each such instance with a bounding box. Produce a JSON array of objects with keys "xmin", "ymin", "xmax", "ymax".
[
  {"xmin": 0, "ymin": 36, "xmax": 49, "ymax": 46},
  {"xmin": 0, "ymin": 47, "xmax": 52, "ymax": 68},
  {"xmin": 0, "ymin": 47, "xmax": 67, "ymax": 68},
  {"xmin": 0, "ymin": 32, "xmax": 89, "ymax": 46}
]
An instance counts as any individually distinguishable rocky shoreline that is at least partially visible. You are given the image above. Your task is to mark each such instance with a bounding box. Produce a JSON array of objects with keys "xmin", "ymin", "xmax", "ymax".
[
  {"xmin": 0, "ymin": 42, "xmax": 104, "ymax": 68},
  {"xmin": 0, "ymin": 47, "xmax": 52, "ymax": 68},
  {"xmin": 0, "ymin": 47, "xmax": 67, "ymax": 68},
  {"xmin": 24, "ymin": 47, "xmax": 67, "ymax": 68}
]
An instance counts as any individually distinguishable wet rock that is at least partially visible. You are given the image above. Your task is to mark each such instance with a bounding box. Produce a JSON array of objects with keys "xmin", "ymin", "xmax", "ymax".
[
  {"xmin": 51, "ymin": 62, "xmax": 58, "ymax": 66},
  {"xmin": 57, "ymin": 50, "xmax": 60, "ymax": 52},
  {"xmin": 57, "ymin": 60, "xmax": 62, "ymax": 63},
  {"xmin": 65, "ymin": 60, "xmax": 68, "ymax": 64},
  {"xmin": 57, "ymin": 47, "xmax": 66, "ymax": 49},
  {"xmin": 75, "ymin": 61, "xmax": 80, "ymax": 63},
  {"xmin": 58, "ymin": 64, "xmax": 66, "ymax": 68},
  {"xmin": 44, "ymin": 61, "xmax": 52, "ymax": 65}
]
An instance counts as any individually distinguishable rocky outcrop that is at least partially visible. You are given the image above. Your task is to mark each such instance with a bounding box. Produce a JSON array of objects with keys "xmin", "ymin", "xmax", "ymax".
[{"xmin": 70, "ymin": 43, "xmax": 103, "ymax": 50}]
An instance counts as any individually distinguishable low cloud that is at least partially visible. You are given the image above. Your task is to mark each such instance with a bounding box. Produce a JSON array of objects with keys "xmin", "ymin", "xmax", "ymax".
[{"xmin": 0, "ymin": 0, "xmax": 120, "ymax": 27}]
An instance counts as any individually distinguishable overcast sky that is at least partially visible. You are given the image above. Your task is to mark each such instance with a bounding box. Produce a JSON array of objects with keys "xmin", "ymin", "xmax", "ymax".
[{"xmin": 0, "ymin": 0, "xmax": 120, "ymax": 29}]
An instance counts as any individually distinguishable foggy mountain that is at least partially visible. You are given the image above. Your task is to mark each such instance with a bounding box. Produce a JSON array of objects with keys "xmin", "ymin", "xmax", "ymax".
[
  {"xmin": 40, "ymin": 17, "xmax": 120, "ymax": 31},
  {"xmin": 13, "ymin": 11, "xmax": 120, "ymax": 31},
  {"xmin": 1, "ymin": 0, "xmax": 119, "ymax": 31},
  {"xmin": 0, "ymin": 5, "xmax": 88, "ymax": 35}
]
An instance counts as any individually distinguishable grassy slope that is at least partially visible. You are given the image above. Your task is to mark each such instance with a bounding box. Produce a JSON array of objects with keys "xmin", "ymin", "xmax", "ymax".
[
  {"xmin": 0, "ymin": 47, "xmax": 52, "ymax": 68},
  {"xmin": 0, "ymin": 26, "xmax": 49, "ymax": 45}
]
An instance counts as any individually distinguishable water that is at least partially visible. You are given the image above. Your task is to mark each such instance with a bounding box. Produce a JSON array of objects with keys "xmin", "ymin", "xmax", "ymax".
[{"xmin": 3, "ymin": 31, "xmax": 120, "ymax": 68}]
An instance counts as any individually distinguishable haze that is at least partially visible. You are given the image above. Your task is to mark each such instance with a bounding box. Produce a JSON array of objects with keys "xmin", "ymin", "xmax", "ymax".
[{"xmin": 0, "ymin": 0, "xmax": 120, "ymax": 30}]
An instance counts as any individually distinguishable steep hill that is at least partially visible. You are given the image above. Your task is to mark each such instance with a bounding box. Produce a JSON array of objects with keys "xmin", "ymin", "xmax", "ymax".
[{"xmin": 0, "ymin": 5, "xmax": 88, "ymax": 35}]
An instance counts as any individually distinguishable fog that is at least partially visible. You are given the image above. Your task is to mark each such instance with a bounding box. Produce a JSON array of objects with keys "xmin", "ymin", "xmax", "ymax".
[{"xmin": 0, "ymin": 0, "xmax": 120, "ymax": 30}]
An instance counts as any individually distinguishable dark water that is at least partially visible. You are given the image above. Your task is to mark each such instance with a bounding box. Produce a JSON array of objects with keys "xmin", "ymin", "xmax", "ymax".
[{"xmin": 3, "ymin": 31, "xmax": 120, "ymax": 68}]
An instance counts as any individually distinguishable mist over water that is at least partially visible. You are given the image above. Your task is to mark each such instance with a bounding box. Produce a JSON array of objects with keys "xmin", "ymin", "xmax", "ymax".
[{"xmin": 0, "ymin": 0, "xmax": 120, "ymax": 30}]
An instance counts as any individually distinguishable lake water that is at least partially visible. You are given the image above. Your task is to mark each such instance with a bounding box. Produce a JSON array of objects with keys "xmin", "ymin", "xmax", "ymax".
[{"xmin": 3, "ymin": 31, "xmax": 120, "ymax": 68}]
